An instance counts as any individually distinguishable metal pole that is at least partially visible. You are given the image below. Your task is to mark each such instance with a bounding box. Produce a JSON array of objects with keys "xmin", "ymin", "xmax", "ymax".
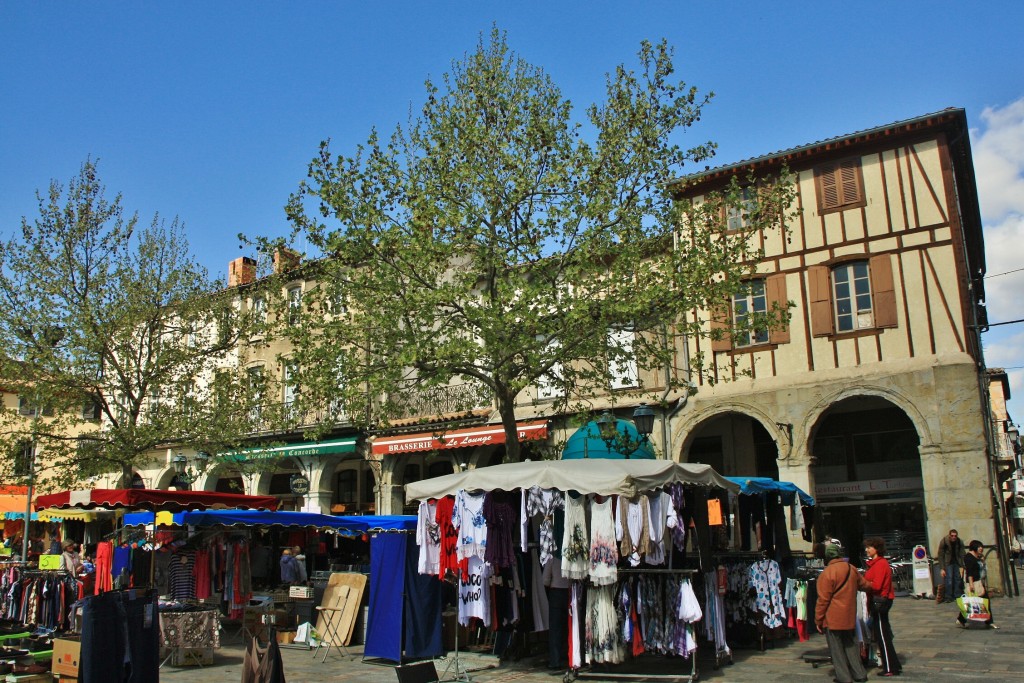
[{"xmin": 21, "ymin": 460, "xmax": 32, "ymax": 563}]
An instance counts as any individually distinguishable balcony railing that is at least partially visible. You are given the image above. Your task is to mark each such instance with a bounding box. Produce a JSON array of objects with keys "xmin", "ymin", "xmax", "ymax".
[{"xmin": 387, "ymin": 381, "xmax": 492, "ymax": 421}]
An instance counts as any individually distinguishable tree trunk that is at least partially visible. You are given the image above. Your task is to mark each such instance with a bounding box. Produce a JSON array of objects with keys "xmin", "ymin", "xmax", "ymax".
[{"xmin": 494, "ymin": 387, "xmax": 521, "ymax": 463}]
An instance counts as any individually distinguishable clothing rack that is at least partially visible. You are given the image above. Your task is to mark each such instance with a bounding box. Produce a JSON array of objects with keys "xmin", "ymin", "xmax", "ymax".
[{"xmin": 575, "ymin": 568, "xmax": 700, "ymax": 683}]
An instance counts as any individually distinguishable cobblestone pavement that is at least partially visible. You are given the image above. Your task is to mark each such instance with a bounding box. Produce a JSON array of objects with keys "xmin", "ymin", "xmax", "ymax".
[{"xmin": 158, "ymin": 592, "xmax": 1024, "ymax": 682}]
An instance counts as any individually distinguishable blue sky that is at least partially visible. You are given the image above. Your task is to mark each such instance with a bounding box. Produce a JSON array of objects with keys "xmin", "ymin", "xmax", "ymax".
[{"xmin": 2, "ymin": 2, "xmax": 1024, "ymax": 419}]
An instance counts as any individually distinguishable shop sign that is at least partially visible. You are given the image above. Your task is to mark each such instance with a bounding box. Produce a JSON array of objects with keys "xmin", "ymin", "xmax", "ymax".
[
  {"xmin": 224, "ymin": 437, "xmax": 357, "ymax": 463},
  {"xmin": 814, "ymin": 477, "xmax": 921, "ymax": 498},
  {"xmin": 372, "ymin": 420, "xmax": 548, "ymax": 456},
  {"xmin": 289, "ymin": 475, "xmax": 311, "ymax": 495}
]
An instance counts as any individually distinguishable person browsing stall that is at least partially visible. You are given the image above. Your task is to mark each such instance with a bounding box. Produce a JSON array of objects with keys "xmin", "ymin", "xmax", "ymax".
[
  {"xmin": 863, "ymin": 537, "xmax": 901, "ymax": 677},
  {"xmin": 815, "ymin": 539, "xmax": 872, "ymax": 683},
  {"xmin": 60, "ymin": 540, "xmax": 84, "ymax": 575}
]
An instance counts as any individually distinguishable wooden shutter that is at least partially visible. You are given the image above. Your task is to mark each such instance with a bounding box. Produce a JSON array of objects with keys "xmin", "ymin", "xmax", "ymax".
[
  {"xmin": 815, "ymin": 158, "xmax": 864, "ymax": 212},
  {"xmin": 816, "ymin": 163, "xmax": 840, "ymax": 211},
  {"xmin": 837, "ymin": 159, "xmax": 864, "ymax": 205},
  {"xmin": 766, "ymin": 273, "xmax": 790, "ymax": 345},
  {"xmin": 709, "ymin": 301, "xmax": 732, "ymax": 352},
  {"xmin": 808, "ymin": 265, "xmax": 834, "ymax": 337},
  {"xmin": 870, "ymin": 254, "xmax": 898, "ymax": 328}
]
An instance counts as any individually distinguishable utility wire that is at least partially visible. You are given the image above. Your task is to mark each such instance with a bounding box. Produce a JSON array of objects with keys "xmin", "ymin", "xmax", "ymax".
[{"xmin": 986, "ymin": 267, "xmax": 1024, "ymax": 279}]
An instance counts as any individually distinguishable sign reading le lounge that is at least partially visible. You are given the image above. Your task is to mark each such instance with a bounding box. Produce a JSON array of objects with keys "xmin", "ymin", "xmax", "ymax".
[{"xmin": 372, "ymin": 420, "xmax": 548, "ymax": 456}]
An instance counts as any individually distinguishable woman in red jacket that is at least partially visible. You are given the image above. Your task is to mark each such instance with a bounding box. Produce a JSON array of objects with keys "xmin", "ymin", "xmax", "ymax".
[{"xmin": 863, "ymin": 537, "xmax": 901, "ymax": 677}]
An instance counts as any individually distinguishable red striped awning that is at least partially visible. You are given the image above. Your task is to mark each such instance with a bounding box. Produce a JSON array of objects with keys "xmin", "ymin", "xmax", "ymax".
[
  {"xmin": 34, "ymin": 488, "xmax": 279, "ymax": 512},
  {"xmin": 371, "ymin": 419, "xmax": 548, "ymax": 456}
]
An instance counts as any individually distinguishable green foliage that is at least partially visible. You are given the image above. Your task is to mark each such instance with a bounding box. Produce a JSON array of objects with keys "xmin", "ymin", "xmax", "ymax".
[
  {"xmin": 0, "ymin": 160, "xmax": 271, "ymax": 488},
  {"xmin": 270, "ymin": 29, "xmax": 796, "ymax": 459}
]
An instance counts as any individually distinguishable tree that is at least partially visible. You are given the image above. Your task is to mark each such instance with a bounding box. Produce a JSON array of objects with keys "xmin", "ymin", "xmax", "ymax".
[
  {"xmin": 0, "ymin": 160, "xmax": 270, "ymax": 488},
  {"xmin": 273, "ymin": 29, "xmax": 796, "ymax": 461}
]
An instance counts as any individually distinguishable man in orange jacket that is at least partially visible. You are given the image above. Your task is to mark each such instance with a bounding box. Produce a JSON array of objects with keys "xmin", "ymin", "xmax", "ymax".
[{"xmin": 815, "ymin": 540, "xmax": 872, "ymax": 683}]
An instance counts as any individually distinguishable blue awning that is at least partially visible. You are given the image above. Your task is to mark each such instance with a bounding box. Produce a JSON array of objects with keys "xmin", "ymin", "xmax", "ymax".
[
  {"xmin": 561, "ymin": 419, "xmax": 656, "ymax": 460},
  {"xmin": 123, "ymin": 509, "xmax": 416, "ymax": 535},
  {"xmin": 725, "ymin": 476, "xmax": 815, "ymax": 506}
]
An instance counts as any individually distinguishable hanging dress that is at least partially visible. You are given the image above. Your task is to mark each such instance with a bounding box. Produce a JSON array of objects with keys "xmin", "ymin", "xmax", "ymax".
[
  {"xmin": 453, "ymin": 489, "xmax": 487, "ymax": 561},
  {"xmin": 417, "ymin": 499, "xmax": 441, "ymax": 576},
  {"xmin": 589, "ymin": 497, "xmax": 618, "ymax": 586},
  {"xmin": 586, "ymin": 584, "xmax": 624, "ymax": 664},
  {"xmin": 561, "ymin": 494, "xmax": 589, "ymax": 581}
]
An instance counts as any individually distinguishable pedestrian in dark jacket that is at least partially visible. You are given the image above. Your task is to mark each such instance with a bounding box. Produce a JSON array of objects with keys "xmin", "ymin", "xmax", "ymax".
[
  {"xmin": 936, "ymin": 529, "xmax": 964, "ymax": 602},
  {"xmin": 816, "ymin": 540, "xmax": 872, "ymax": 683}
]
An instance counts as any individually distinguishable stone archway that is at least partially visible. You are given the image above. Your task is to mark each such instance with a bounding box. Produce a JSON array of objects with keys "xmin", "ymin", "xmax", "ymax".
[
  {"xmin": 808, "ymin": 393, "xmax": 926, "ymax": 562},
  {"xmin": 677, "ymin": 408, "xmax": 783, "ymax": 479}
]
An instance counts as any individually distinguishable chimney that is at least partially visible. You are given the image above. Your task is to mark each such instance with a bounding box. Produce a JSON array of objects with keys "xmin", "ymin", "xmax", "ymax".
[
  {"xmin": 228, "ymin": 257, "xmax": 257, "ymax": 287},
  {"xmin": 273, "ymin": 247, "xmax": 302, "ymax": 274}
]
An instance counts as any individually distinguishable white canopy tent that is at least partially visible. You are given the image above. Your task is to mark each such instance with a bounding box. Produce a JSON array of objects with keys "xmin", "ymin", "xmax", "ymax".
[{"xmin": 405, "ymin": 458, "xmax": 739, "ymax": 502}]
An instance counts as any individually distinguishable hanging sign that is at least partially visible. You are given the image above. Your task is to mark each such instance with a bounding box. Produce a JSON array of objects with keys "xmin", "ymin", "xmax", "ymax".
[{"xmin": 289, "ymin": 475, "xmax": 311, "ymax": 496}]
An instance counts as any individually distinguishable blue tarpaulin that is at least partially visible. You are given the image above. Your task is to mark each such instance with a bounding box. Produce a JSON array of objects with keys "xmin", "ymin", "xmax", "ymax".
[
  {"xmin": 123, "ymin": 509, "xmax": 416, "ymax": 535},
  {"xmin": 725, "ymin": 476, "xmax": 815, "ymax": 506}
]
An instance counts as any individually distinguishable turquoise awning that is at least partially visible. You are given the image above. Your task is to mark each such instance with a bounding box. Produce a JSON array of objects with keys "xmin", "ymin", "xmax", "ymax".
[
  {"xmin": 561, "ymin": 419, "xmax": 656, "ymax": 460},
  {"xmin": 224, "ymin": 437, "xmax": 358, "ymax": 462}
]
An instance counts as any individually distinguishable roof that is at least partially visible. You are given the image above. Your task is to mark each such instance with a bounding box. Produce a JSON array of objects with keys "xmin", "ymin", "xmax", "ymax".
[
  {"xmin": 405, "ymin": 458, "xmax": 738, "ymax": 501},
  {"xmin": 34, "ymin": 488, "xmax": 279, "ymax": 512}
]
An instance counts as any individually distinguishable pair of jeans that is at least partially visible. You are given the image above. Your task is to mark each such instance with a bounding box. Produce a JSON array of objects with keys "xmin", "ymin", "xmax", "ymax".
[{"xmin": 944, "ymin": 563, "xmax": 964, "ymax": 600}]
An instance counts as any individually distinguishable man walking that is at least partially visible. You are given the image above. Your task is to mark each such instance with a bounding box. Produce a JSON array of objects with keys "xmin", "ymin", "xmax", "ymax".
[
  {"xmin": 936, "ymin": 529, "xmax": 964, "ymax": 603},
  {"xmin": 816, "ymin": 539, "xmax": 872, "ymax": 683}
]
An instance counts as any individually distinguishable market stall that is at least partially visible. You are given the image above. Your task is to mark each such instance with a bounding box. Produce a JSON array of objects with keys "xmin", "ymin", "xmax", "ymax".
[
  {"xmin": 30, "ymin": 488, "xmax": 282, "ymax": 680},
  {"xmin": 703, "ymin": 477, "xmax": 818, "ymax": 662},
  {"xmin": 406, "ymin": 459, "xmax": 739, "ymax": 682}
]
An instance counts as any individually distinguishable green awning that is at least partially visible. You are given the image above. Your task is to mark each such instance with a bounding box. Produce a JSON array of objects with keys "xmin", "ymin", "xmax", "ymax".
[{"xmin": 224, "ymin": 437, "xmax": 358, "ymax": 462}]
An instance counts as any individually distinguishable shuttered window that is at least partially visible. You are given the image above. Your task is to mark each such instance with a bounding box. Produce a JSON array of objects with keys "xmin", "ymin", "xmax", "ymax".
[
  {"xmin": 815, "ymin": 158, "xmax": 865, "ymax": 214},
  {"xmin": 712, "ymin": 273, "xmax": 789, "ymax": 352},
  {"xmin": 808, "ymin": 255, "xmax": 898, "ymax": 336}
]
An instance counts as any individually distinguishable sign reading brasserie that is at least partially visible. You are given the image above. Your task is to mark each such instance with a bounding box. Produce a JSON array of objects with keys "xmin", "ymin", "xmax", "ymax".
[{"xmin": 372, "ymin": 420, "xmax": 548, "ymax": 456}]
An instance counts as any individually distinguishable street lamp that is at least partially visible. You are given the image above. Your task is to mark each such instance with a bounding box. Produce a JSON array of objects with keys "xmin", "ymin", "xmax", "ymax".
[
  {"xmin": 172, "ymin": 451, "xmax": 210, "ymax": 488},
  {"xmin": 596, "ymin": 403, "xmax": 656, "ymax": 458}
]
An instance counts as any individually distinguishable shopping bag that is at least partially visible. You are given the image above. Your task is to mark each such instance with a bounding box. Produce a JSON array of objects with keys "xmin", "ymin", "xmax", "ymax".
[
  {"xmin": 955, "ymin": 595, "xmax": 990, "ymax": 622},
  {"xmin": 294, "ymin": 621, "xmax": 319, "ymax": 646}
]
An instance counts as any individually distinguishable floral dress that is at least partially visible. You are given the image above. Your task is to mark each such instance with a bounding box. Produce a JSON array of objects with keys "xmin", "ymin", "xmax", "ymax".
[
  {"xmin": 561, "ymin": 494, "xmax": 589, "ymax": 581},
  {"xmin": 589, "ymin": 497, "xmax": 618, "ymax": 586}
]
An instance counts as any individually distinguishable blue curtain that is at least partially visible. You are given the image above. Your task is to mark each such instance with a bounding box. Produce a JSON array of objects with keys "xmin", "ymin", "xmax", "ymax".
[
  {"xmin": 364, "ymin": 534, "xmax": 443, "ymax": 663},
  {"xmin": 364, "ymin": 533, "xmax": 406, "ymax": 662},
  {"xmin": 403, "ymin": 535, "xmax": 442, "ymax": 659}
]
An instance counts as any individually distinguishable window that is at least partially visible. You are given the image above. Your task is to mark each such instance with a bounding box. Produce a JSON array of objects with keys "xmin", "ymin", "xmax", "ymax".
[
  {"xmin": 732, "ymin": 279, "xmax": 770, "ymax": 346},
  {"xmin": 832, "ymin": 262, "xmax": 873, "ymax": 332},
  {"xmin": 808, "ymin": 255, "xmax": 897, "ymax": 337},
  {"xmin": 12, "ymin": 440, "xmax": 33, "ymax": 478},
  {"xmin": 287, "ymin": 286, "xmax": 302, "ymax": 325},
  {"xmin": 251, "ymin": 296, "xmax": 267, "ymax": 321},
  {"xmin": 608, "ymin": 328, "xmax": 638, "ymax": 390},
  {"xmin": 81, "ymin": 399, "xmax": 101, "ymax": 421},
  {"xmin": 535, "ymin": 338, "xmax": 563, "ymax": 400},
  {"xmin": 336, "ymin": 469, "xmax": 357, "ymax": 504},
  {"xmin": 283, "ymin": 362, "xmax": 300, "ymax": 415},
  {"xmin": 814, "ymin": 158, "xmax": 865, "ymax": 214},
  {"xmin": 711, "ymin": 273, "xmax": 790, "ymax": 352},
  {"xmin": 726, "ymin": 186, "xmax": 756, "ymax": 231},
  {"xmin": 148, "ymin": 387, "xmax": 163, "ymax": 413},
  {"xmin": 247, "ymin": 366, "xmax": 265, "ymax": 425},
  {"xmin": 17, "ymin": 396, "xmax": 53, "ymax": 418}
]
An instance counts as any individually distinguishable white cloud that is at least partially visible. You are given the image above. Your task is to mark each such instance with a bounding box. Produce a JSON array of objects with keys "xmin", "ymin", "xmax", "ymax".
[
  {"xmin": 974, "ymin": 98, "xmax": 1024, "ymax": 221},
  {"xmin": 975, "ymin": 99, "xmax": 1024, "ymax": 421}
]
